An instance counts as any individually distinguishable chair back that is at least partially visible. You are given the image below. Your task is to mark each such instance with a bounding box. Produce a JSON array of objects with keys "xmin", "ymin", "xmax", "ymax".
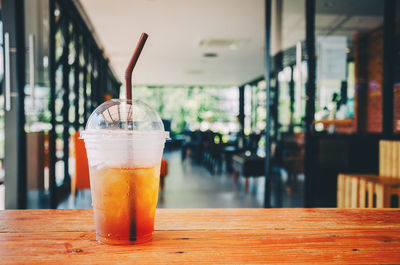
[
  {"xmin": 73, "ymin": 131, "xmax": 90, "ymax": 191},
  {"xmin": 160, "ymin": 158, "xmax": 168, "ymax": 177},
  {"xmin": 379, "ymin": 140, "xmax": 400, "ymax": 178}
]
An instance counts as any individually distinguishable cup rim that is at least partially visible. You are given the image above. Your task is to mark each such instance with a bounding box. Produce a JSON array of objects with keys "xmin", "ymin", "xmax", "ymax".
[{"xmin": 80, "ymin": 129, "xmax": 170, "ymax": 140}]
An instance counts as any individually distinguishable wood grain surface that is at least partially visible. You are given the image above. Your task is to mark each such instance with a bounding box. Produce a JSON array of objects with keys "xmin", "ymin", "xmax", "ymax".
[{"xmin": 0, "ymin": 209, "xmax": 399, "ymax": 264}]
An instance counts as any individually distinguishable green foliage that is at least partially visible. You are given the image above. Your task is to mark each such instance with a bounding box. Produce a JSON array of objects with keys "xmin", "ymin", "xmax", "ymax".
[{"xmin": 132, "ymin": 86, "xmax": 236, "ymax": 135}]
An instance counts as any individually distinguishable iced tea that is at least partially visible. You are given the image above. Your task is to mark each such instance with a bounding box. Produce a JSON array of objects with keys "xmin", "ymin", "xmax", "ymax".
[{"xmin": 90, "ymin": 164, "xmax": 160, "ymax": 244}]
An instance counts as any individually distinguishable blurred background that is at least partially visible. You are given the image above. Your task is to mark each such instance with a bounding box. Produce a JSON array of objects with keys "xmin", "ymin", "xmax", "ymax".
[{"xmin": 0, "ymin": 0, "xmax": 399, "ymax": 209}]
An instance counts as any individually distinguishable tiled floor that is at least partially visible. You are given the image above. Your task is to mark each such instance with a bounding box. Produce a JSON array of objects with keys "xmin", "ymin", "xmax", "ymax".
[
  {"xmin": 157, "ymin": 151, "xmax": 265, "ymax": 208},
  {"xmin": 58, "ymin": 150, "xmax": 304, "ymax": 209}
]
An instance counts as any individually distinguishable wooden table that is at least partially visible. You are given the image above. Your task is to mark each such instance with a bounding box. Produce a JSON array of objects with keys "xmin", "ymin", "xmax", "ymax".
[{"xmin": 1, "ymin": 209, "xmax": 400, "ymax": 264}]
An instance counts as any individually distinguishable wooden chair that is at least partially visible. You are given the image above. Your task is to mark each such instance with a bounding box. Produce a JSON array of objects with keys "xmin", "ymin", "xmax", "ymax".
[
  {"xmin": 337, "ymin": 174, "xmax": 400, "ymax": 208},
  {"xmin": 379, "ymin": 140, "xmax": 400, "ymax": 178},
  {"xmin": 26, "ymin": 132, "xmax": 45, "ymax": 190},
  {"xmin": 337, "ymin": 140, "xmax": 400, "ymax": 208}
]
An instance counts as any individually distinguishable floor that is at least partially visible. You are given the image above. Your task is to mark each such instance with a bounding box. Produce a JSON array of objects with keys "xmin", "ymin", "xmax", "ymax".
[
  {"xmin": 58, "ymin": 150, "xmax": 304, "ymax": 209},
  {"xmin": 0, "ymin": 149, "xmax": 304, "ymax": 209}
]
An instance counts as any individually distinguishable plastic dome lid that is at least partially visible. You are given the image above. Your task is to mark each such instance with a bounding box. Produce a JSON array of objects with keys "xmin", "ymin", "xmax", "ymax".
[{"xmin": 81, "ymin": 99, "xmax": 169, "ymax": 139}]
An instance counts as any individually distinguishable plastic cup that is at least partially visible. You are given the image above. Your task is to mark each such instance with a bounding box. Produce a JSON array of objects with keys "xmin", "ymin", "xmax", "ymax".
[{"xmin": 81, "ymin": 99, "xmax": 168, "ymax": 245}]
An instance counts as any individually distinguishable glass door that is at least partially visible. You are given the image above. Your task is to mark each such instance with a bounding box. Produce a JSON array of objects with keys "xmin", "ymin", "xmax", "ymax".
[
  {"xmin": 24, "ymin": 0, "xmax": 51, "ymax": 208},
  {"xmin": 0, "ymin": 1, "xmax": 5, "ymax": 209},
  {"xmin": 269, "ymin": 0, "xmax": 307, "ymax": 207}
]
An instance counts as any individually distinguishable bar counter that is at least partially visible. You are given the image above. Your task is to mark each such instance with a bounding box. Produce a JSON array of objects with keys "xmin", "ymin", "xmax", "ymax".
[{"xmin": 0, "ymin": 209, "xmax": 399, "ymax": 264}]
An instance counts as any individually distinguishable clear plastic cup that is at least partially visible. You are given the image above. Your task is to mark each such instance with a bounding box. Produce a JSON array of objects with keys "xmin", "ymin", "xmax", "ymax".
[{"xmin": 81, "ymin": 99, "xmax": 169, "ymax": 245}]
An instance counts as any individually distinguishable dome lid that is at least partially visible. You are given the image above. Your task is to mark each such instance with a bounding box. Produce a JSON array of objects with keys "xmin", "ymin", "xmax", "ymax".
[{"xmin": 82, "ymin": 99, "xmax": 168, "ymax": 138}]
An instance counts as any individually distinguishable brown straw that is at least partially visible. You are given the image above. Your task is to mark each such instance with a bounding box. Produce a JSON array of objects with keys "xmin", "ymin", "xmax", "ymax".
[{"xmin": 125, "ymin": 32, "xmax": 149, "ymax": 100}]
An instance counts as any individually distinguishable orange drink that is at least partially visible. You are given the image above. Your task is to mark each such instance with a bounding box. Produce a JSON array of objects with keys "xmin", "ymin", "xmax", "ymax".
[{"xmin": 90, "ymin": 165, "xmax": 160, "ymax": 244}]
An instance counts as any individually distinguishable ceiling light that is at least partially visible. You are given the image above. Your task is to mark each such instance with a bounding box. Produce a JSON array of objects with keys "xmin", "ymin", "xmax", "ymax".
[
  {"xmin": 187, "ymin": 69, "xmax": 204, "ymax": 75},
  {"xmin": 198, "ymin": 38, "xmax": 249, "ymax": 50},
  {"xmin": 203, "ymin": 53, "xmax": 218, "ymax": 58}
]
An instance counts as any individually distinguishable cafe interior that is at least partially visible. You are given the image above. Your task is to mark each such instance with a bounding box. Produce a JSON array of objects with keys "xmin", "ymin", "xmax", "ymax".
[{"xmin": 0, "ymin": 0, "xmax": 400, "ymax": 210}]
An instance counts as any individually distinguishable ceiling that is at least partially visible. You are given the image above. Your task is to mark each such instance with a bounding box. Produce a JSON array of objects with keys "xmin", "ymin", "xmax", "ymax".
[
  {"xmin": 271, "ymin": 0, "xmax": 384, "ymax": 55},
  {"xmin": 77, "ymin": 0, "xmax": 386, "ymax": 87},
  {"xmin": 77, "ymin": 0, "xmax": 265, "ymax": 87}
]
